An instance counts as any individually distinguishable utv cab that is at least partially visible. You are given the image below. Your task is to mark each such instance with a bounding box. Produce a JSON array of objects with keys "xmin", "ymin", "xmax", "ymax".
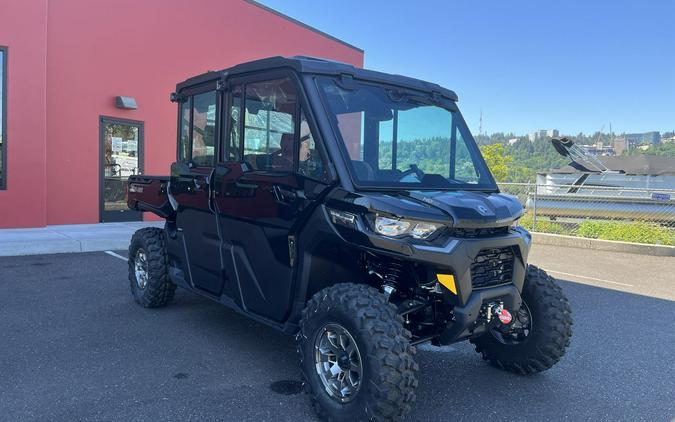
[{"xmin": 127, "ymin": 56, "xmax": 572, "ymax": 422}]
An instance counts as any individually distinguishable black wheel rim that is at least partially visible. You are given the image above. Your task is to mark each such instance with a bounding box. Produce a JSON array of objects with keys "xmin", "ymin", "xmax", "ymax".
[
  {"xmin": 489, "ymin": 302, "xmax": 533, "ymax": 345},
  {"xmin": 134, "ymin": 249, "xmax": 149, "ymax": 290},
  {"xmin": 313, "ymin": 323, "xmax": 363, "ymax": 403}
]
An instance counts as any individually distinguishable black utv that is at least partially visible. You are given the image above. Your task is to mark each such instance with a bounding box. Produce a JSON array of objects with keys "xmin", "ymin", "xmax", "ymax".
[{"xmin": 127, "ymin": 56, "xmax": 572, "ymax": 421}]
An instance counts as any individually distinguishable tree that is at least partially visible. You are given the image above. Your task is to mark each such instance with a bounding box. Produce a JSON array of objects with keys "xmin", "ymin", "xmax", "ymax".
[{"xmin": 480, "ymin": 144, "xmax": 513, "ymax": 182}]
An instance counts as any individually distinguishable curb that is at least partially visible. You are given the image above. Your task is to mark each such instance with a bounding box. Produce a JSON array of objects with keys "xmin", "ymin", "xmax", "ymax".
[
  {"xmin": 0, "ymin": 222, "xmax": 163, "ymax": 257},
  {"xmin": 531, "ymin": 232, "xmax": 675, "ymax": 257},
  {"xmin": 0, "ymin": 237, "xmax": 133, "ymax": 257}
]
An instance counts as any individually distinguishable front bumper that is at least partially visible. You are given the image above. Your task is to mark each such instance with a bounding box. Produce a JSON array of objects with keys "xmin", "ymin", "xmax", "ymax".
[
  {"xmin": 436, "ymin": 283, "xmax": 522, "ymax": 344},
  {"xmin": 353, "ymin": 226, "xmax": 533, "ymax": 345}
]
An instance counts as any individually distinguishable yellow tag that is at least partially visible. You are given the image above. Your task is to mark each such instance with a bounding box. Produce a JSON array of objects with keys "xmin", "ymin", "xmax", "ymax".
[{"xmin": 437, "ymin": 274, "xmax": 457, "ymax": 295}]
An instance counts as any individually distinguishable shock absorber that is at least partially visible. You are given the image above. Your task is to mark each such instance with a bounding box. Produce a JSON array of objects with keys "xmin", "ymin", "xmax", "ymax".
[{"xmin": 384, "ymin": 260, "xmax": 403, "ymax": 285}]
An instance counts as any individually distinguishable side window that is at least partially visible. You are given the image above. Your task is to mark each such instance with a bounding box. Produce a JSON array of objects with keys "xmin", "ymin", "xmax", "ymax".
[
  {"xmin": 299, "ymin": 109, "xmax": 327, "ymax": 181},
  {"xmin": 191, "ymin": 91, "xmax": 217, "ymax": 166},
  {"xmin": 178, "ymin": 98, "xmax": 191, "ymax": 162},
  {"xmin": 226, "ymin": 85, "xmax": 242, "ymax": 161},
  {"xmin": 453, "ymin": 127, "xmax": 479, "ymax": 183},
  {"xmin": 243, "ymin": 78, "xmax": 296, "ymax": 172}
]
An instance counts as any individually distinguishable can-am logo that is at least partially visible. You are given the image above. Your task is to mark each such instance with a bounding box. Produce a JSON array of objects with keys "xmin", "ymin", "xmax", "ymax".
[{"xmin": 476, "ymin": 205, "xmax": 490, "ymax": 215}]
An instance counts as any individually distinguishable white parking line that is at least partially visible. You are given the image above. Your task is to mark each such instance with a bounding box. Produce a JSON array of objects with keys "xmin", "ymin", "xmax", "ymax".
[
  {"xmin": 104, "ymin": 250, "xmax": 128, "ymax": 262},
  {"xmin": 543, "ymin": 269, "xmax": 634, "ymax": 287}
]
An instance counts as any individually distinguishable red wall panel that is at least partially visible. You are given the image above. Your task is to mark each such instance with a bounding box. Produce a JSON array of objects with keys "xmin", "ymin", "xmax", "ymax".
[
  {"xmin": 0, "ymin": 0, "xmax": 48, "ymax": 228},
  {"xmin": 44, "ymin": 0, "xmax": 363, "ymax": 226},
  {"xmin": 0, "ymin": 0, "xmax": 363, "ymax": 228}
]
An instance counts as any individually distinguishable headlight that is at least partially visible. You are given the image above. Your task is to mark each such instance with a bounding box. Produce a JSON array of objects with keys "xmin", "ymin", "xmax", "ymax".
[
  {"xmin": 328, "ymin": 209, "xmax": 358, "ymax": 229},
  {"xmin": 374, "ymin": 216, "xmax": 440, "ymax": 239}
]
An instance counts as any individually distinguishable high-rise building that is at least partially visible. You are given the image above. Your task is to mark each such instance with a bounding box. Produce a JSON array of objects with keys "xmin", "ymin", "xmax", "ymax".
[
  {"xmin": 625, "ymin": 131, "xmax": 661, "ymax": 145},
  {"xmin": 528, "ymin": 129, "xmax": 559, "ymax": 142}
]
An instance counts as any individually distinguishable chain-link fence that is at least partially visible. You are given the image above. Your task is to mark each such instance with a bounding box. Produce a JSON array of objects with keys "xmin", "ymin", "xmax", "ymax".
[{"xmin": 499, "ymin": 182, "xmax": 675, "ymax": 244}]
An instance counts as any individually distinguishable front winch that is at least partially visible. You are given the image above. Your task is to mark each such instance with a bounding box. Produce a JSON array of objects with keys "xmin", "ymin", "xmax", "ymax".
[{"xmin": 486, "ymin": 301, "xmax": 512, "ymax": 325}]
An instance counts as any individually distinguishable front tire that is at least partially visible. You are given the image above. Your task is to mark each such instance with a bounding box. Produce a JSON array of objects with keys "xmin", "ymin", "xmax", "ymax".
[
  {"xmin": 471, "ymin": 265, "xmax": 572, "ymax": 374},
  {"xmin": 297, "ymin": 283, "xmax": 418, "ymax": 421},
  {"xmin": 128, "ymin": 227, "xmax": 176, "ymax": 308}
]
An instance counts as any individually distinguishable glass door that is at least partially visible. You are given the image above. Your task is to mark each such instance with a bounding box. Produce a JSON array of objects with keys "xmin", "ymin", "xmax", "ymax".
[{"xmin": 100, "ymin": 116, "xmax": 143, "ymax": 222}]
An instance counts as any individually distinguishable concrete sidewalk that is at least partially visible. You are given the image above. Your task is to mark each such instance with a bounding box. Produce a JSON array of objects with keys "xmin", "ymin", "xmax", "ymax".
[{"xmin": 0, "ymin": 222, "xmax": 163, "ymax": 257}]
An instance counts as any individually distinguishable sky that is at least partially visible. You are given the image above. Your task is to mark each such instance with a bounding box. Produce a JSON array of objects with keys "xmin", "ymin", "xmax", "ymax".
[{"xmin": 258, "ymin": 0, "xmax": 675, "ymax": 136}]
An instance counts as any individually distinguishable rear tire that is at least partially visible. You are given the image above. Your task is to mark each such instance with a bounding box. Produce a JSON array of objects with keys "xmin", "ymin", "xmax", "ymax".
[
  {"xmin": 471, "ymin": 265, "xmax": 572, "ymax": 374},
  {"xmin": 128, "ymin": 227, "xmax": 176, "ymax": 308},
  {"xmin": 297, "ymin": 283, "xmax": 418, "ymax": 421}
]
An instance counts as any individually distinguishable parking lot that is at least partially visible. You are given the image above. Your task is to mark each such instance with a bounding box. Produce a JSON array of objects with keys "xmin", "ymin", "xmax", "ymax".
[{"xmin": 1, "ymin": 244, "xmax": 674, "ymax": 422}]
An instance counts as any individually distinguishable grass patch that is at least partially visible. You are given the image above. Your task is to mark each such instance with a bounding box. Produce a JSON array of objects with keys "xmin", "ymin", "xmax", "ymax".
[
  {"xmin": 519, "ymin": 213, "xmax": 569, "ymax": 235},
  {"xmin": 577, "ymin": 220, "xmax": 675, "ymax": 246},
  {"xmin": 519, "ymin": 213, "xmax": 675, "ymax": 246}
]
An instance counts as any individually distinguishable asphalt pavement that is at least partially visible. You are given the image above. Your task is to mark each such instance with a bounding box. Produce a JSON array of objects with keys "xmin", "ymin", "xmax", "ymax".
[{"xmin": 0, "ymin": 244, "xmax": 673, "ymax": 421}]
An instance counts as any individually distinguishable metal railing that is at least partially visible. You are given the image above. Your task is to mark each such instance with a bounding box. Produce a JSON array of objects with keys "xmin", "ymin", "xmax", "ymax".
[{"xmin": 498, "ymin": 182, "xmax": 675, "ymax": 232}]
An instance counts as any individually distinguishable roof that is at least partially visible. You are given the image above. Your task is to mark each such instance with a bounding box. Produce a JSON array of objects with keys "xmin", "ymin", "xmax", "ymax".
[
  {"xmin": 243, "ymin": 0, "xmax": 362, "ymax": 53},
  {"xmin": 549, "ymin": 155, "xmax": 675, "ymax": 176},
  {"xmin": 176, "ymin": 56, "xmax": 458, "ymax": 101}
]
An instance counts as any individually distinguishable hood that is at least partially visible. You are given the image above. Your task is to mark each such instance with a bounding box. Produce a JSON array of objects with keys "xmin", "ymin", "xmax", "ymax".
[
  {"xmin": 352, "ymin": 190, "xmax": 523, "ymax": 229},
  {"xmin": 407, "ymin": 190, "xmax": 523, "ymax": 228}
]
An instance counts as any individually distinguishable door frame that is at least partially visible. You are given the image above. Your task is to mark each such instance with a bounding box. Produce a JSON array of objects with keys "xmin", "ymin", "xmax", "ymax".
[{"xmin": 99, "ymin": 115, "xmax": 145, "ymax": 222}]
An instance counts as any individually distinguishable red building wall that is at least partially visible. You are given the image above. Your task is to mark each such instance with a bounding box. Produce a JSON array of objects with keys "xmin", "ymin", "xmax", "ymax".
[
  {"xmin": 0, "ymin": 0, "xmax": 363, "ymax": 228},
  {"xmin": 0, "ymin": 0, "xmax": 49, "ymax": 228}
]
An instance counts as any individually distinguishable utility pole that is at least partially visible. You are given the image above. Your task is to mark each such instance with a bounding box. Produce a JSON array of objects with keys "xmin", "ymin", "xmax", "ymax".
[{"xmin": 479, "ymin": 109, "xmax": 483, "ymax": 136}]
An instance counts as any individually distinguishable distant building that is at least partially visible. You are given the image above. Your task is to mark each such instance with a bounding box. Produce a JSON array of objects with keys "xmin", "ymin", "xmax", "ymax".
[
  {"xmin": 625, "ymin": 131, "xmax": 661, "ymax": 145},
  {"xmin": 508, "ymin": 138, "xmax": 519, "ymax": 146},
  {"xmin": 528, "ymin": 129, "xmax": 559, "ymax": 142},
  {"xmin": 538, "ymin": 155, "xmax": 675, "ymax": 190},
  {"xmin": 613, "ymin": 137, "xmax": 629, "ymax": 155},
  {"xmin": 662, "ymin": 135, "xmax": 675, "ymax": 144},
  {"xmin": 580, "ymin": 144, "xmax": 615, "ymax": 156}
]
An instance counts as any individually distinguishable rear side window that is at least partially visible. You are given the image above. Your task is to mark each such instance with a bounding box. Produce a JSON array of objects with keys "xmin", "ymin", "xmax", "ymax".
[
  {"xmin": 178, "ymin": 99, "xmax": 191, "ymax": 162},
  {"xmin": 243, "ymin": 78, "xmax": 297, "ymax": 172},
  {"xmin": 226, "ymin": 85, "xmax": 242, "ymax": 161},
  {"xmin": 191, "ymin": 91, "xmax": 217, "ymax": 166}
]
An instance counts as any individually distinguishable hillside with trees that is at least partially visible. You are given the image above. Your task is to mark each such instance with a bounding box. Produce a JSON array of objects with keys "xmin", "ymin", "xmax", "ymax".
[{"xmin": 376, "ymin": 131, "xmax": 673, "ymax": 185}]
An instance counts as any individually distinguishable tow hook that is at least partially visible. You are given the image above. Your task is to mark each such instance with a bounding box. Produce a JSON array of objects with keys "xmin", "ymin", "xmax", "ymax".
[{"xmin": 486, "ymin": 301, "xmax": 513, "ymax": 325}]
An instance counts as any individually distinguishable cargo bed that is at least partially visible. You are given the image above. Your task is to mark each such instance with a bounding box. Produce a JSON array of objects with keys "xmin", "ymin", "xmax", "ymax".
[{"xmin": 127, "ymin": 175, "xmax": 174, "ymax": 219}]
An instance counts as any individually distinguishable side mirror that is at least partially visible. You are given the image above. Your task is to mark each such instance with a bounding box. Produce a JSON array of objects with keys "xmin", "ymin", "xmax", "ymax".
[{"xmin": 171, "ymin": 161, "xmax": 192, "ymax": 177}]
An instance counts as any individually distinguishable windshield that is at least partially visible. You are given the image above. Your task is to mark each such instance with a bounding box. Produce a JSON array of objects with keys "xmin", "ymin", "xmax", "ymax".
[{"xmin": 317, "ymin": 77, "xmax": 496, "ymax": 190}]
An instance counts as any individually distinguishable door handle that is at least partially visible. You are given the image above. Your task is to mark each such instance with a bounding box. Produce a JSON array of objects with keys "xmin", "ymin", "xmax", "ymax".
[
  {"xmin": 272, "ymin": 185, "xmax": 298, "ymax": 203},
  {"xmin": 191, "ymin": 174, "xmax": 210, "ymax": 192}
]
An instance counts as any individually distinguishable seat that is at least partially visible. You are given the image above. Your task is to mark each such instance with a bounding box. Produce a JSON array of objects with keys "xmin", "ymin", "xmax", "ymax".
[{"xmin": 270, "ymin": 133, "xmax": 294, "ymax": 172}]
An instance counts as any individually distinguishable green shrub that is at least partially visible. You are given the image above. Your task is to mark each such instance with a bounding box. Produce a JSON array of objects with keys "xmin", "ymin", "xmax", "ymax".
[
  {"xmin": 577, "ymin": 220, "xmax": 675, "ymax": 246},
  {"xmin": 515, "ymin": 213, "xmax": 675, "ymax": 245},
  {"xmin": 518, "ymin": 213, "xmax": 569, "ymax": 235}
]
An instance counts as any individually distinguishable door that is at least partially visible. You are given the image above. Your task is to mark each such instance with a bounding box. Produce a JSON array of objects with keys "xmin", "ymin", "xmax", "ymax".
[
  {"xmin": 100, "ymin": 117, "xmax": 143, "ymax": 222},
  {"xmin": 213, "ymin": 75, "xmax": 330, "ymax": 321},
  {"xmin": 170, "ymin": 88, "xmax": 223, "ymax": 295}
]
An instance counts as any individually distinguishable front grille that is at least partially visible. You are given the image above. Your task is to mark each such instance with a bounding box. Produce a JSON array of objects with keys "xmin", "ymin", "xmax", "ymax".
[
  {"xmin": 470, "ymin": 247, "xmax": 514, "ymax": 289},
  {"xmin": 449, "ymin": 226, "xmax": 509, "ymax": 238}
]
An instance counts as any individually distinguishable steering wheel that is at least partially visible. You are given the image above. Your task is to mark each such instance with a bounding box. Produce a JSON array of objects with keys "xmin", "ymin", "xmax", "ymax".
[{"xmin": 398, "ymin": 164, "xmax": 425, "ymax": 182}]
